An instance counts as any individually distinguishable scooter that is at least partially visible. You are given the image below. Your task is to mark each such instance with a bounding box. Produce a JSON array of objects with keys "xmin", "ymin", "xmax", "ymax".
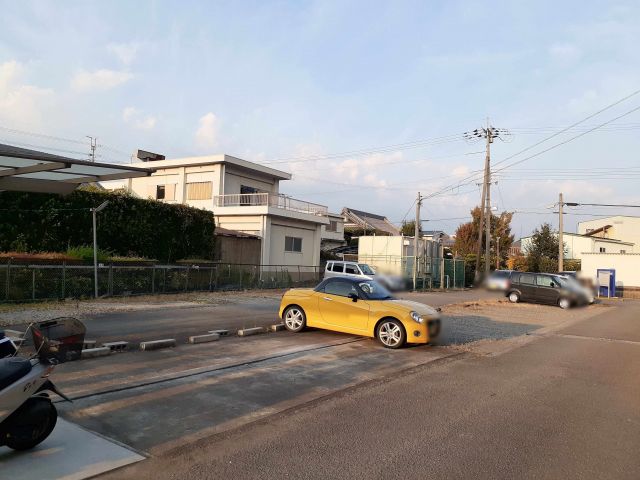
[{"xmin": 0, "ymin": 317, "xmax": 85, "ymax": 450}]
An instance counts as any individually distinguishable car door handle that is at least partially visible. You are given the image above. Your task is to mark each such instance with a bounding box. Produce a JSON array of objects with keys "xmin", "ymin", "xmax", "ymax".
[{"xmin": 322, "ymin": 297, "xmax": 333, "ymax": 301}]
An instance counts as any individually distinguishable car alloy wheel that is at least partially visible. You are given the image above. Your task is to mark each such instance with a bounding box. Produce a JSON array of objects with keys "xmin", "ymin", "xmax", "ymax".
[
  {"xmin": 284, "ymin": 306, "xmax": 306, "ymax": 332},
  {"xmin": 377, "ymin": 319, "xmax": 405, "ymax": 349},
  {"xmin": 509, "ymin": 292, "xmax": 519, "ymax": 303},
  {"xmin": 559, "ymin": 298, "xmax": 571, "ymax": 309}
]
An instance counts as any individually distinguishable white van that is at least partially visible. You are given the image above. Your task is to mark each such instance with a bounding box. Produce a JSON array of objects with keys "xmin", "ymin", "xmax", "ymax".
[{"xmin": 324, "ymin": 261, "xmax": 376, "ymax": 281}]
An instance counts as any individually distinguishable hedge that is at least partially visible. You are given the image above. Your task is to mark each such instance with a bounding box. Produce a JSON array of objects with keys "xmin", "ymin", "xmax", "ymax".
[{"xmin": 0, "ymin": 188, "xmax": 215, "ymax": 263}]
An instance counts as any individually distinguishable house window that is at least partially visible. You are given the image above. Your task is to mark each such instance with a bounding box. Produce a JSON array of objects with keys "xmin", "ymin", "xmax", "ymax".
[
  {"xmin": 327, "ymin": 220, "xmax": 338, "ymax": 232},
  {"xmin": 156, "ymin": 184, "xmax": 175, "ymax": 201},
  {"xmin": 187, "ymin": 182, "xmax": 213, "ymax": 200},
  {"xmin": 599, "ymin": 247, "xmax": 606, "ymax": 253},
  {"xmin": 285, "ymin": 236, "xmax": 302, "ymax": 253}
]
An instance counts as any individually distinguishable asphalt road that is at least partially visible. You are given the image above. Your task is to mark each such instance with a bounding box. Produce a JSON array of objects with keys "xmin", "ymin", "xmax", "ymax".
[
  {"xmin": 100, "ymin": 300, "xmax": 640, "ymax": 480},
  {"xmin": 65, "ymin": 289, "xmax": 501, "ymax": 345}
]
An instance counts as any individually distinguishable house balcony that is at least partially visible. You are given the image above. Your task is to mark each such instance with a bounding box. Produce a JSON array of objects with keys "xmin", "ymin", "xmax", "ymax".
[{"xmin": 212, "ymin": 193, "xmax": 329, "ymax": 223}]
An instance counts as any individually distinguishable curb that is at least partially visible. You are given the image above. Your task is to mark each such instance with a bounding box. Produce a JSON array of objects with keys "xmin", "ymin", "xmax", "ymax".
[
  {"xmin": 189, "ymin": 333, "xmax": 221, "ymax": 344},
  {"xmin": 140, "ymin": 339, "xmax": 176, "ymax": 351},
  {"xmin": 81, "ymin": 347, "xmax": 111, "ymax": 359}
]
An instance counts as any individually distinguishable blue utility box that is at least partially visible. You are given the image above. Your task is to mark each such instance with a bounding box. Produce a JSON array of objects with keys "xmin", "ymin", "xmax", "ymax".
[{"xmin": 596, "ymin": 268, "xmax": 616, "ymax": 297}]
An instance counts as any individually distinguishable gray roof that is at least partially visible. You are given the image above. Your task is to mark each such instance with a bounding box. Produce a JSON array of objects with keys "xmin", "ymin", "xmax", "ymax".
[{"xmin": 342, "ymin": 207, "xmax": 400, "ymax": 235}]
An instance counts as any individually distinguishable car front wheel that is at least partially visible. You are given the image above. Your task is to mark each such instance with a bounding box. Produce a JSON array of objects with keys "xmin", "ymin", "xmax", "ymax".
[
  {"xmin": 283, "ymin": 306, "xmax": 306, "ymax": 332},
  {"xmin": 376, "ymin": 319, "xmax": 406, "ymax": 349},
  {"xmin": 508, "ymin": 292, "xmax": 520, "ymax": 303},
  {"xmin": 558, "ymin": 297, "xmax": 571, "ymax": 309}
]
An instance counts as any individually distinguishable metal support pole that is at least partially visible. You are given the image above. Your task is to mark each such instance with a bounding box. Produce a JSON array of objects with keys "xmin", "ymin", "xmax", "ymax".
[
  {"xmin": 92, "ymin": 207, "xmax": 98, "ymax": 299},
  {"xmin": 32, "ymin": 269, "xmax": 36, "ymax": 300},
  {"xmin": 412, "ymin": 192, "xmax": 422, "ymax": 291},
  {"xmin": 440, "ymin": 243, "xmax": 445, "ymax": 289},
  {"xmin": 558, "ymin": 192, "xmax": 564, "ymax": 272}
]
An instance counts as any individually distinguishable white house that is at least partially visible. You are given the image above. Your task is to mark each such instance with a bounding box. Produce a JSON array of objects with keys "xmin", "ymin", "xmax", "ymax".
[
  {"xmin": 578, "ymin": 216, "xmax": 640, "ymax": 248},
  {"xmin": 357, "ymin": 235, "xmax": 442, "ymax": 278},
  {"xmin": 104, "ymin": 154, "xmax": 329, "ymax": 271},
  {"xmin": 520, "ymin": 232, "xmax": 633, "ymax": 260}
]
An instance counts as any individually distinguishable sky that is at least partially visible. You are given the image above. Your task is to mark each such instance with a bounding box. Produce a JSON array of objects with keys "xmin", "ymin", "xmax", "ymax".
[{"xmin": 1, "ymin": 0, "xmax": 639, "ymax": 239}]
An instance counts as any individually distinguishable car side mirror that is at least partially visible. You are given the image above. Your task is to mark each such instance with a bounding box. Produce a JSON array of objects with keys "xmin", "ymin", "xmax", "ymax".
[{"xmin": 349, "ymin": 293, "xmax": 358, "ymax": 302}]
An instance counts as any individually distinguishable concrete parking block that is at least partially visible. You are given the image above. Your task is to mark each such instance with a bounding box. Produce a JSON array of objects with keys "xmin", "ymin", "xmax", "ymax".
[
  {"xmin": 208, "ymin": 329, "xmax": 230, "ymax": 336},
  {"xmin": 83, "ymin": 340, "xmax": 97, "ymax": 349},
  {"xmin": 140, "ymin": 339, "xmax": 176, "ymax": 351},
  {"xmin": 82, "ymin": 347, "xmax": 112, "ymax": 359},
  {"xmin": 102, "ymin": 341, "xmax": 129, "ymax": 352},
  {"xmin": 237, "ymin": 327, "xmax": 266, "ymax": 337},
  {"xmin": 189, "ymin": 333, "xmax": 221, "ymax": 344},
  {"xmin": 270, "ymin": 323, "xmax": 286, "ymax": 332}
]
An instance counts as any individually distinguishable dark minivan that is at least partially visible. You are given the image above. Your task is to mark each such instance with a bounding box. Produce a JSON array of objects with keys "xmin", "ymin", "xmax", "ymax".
[{"xmin": 506, "ymin": 272, "xmax": 590, "ymax": 309}]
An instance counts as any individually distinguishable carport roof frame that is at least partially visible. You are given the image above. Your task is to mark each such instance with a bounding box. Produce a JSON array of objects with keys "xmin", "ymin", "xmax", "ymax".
[{"xmin": 0, "ymin": 143, "xmax": 155, "ymax": 195}]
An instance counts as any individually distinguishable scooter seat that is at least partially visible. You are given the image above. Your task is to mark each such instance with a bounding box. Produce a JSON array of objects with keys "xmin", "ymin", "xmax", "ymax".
[{"xmin": 0, "ymin": 357, "xmax": 32, "ymax": 391}]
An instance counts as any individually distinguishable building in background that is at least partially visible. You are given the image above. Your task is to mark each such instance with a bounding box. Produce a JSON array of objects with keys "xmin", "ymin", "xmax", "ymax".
[
  {"xmin": 577, "ymin": 216, "xmax": 640, "ymax": 247},
  {"xmin": 520, "ymin": 232, "xmax": 634, "ymax": 260},
  {"xmin": 214, "ymin": 227, "xmax": 261, "ymax": 265},
  {"xmin": 321, "ymin": 212, "xmax": 346, "ymax": 251},
  {"xmin": 103, "ymin": 153, "xmax": 329, "ymax": 271},
  {"xmin": 342, "ymin": 207, "xmax": 400, "ymax": 236}
]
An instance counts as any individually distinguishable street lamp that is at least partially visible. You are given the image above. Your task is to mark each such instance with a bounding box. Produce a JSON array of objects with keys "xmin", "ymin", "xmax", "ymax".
[{"xmin": 91, "ymin": 201, "xmax": 109, "ymax": 298}]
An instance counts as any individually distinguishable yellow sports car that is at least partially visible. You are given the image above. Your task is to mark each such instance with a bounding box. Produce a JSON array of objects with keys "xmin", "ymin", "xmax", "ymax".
[{"xmin": 278, "ymin": 277, "xmax": 441, "ymax": 348}]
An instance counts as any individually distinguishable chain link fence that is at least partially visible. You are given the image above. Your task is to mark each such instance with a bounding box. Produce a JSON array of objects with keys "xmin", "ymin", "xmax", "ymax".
[{"xmin": 0, "ymin": 261, "xmax": 323, "ymax": 302}]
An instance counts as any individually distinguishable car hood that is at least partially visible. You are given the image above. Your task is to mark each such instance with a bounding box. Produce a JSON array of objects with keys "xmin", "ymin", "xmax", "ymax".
[{"xmin": 385, "ymin": 299, "xmax": 440, "ymax": 319}]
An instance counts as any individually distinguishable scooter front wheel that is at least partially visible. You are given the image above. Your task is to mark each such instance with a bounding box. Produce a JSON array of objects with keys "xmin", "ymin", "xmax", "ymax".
[{"xmin": 3, "ymin": 397, "xmax": 58, "ymax": 450}]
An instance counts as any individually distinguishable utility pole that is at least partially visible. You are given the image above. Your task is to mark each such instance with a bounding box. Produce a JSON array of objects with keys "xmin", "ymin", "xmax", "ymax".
[
  {"xmin": 496, "ymin": 236, "xmax": 500, "ymax": 270},
  {"xmin": 484, "ymin": 133, "xmax": 492, "ymax": 278},
  {"xmin": 412, "ymin": 192, "xmax": 422, "ymax": 291},
  {"xmin": 87, "ymin": 136, "xmax": 97, "ymax": 162},
  {"xmin": 558, "ymin": 192, "xmax": 564, "ymax": 272}
]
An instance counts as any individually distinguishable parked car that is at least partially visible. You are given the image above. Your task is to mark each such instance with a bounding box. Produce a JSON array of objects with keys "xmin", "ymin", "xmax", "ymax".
[
  {"xmin": 506, "ymin": 272, "xmax": 592, "ymax": 308},
  {"xmin": 279, "ymin": 277, "xmax": 441, "ymax": 348},
  {"xmin": 324, "ymin": 261, "xmax": 405, "ymax": 291},
  {"xmin": 484, "ymin": 270, "xmax": 514, "ymax": 291}
]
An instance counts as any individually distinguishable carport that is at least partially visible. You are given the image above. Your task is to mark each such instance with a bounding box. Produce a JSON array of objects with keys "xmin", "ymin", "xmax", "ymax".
[{"xmin": 0, "ymin": 143, "xmax": 153, "ymax": 194}]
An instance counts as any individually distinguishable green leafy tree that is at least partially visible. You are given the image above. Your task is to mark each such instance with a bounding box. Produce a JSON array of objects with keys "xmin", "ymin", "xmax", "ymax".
[
  {"xmin": 524, "ymin": 223, "xmax": 564, "ymax": 272},
  {"xmin": 401, "ymin": 220, "xmax": 417, "ymax": 236},
  {"xmin": 453, "ymin": 207, "xmax": 514, "ymax": 266}
]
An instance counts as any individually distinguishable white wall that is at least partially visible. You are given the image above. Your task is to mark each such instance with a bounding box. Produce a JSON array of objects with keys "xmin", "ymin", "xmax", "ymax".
[
  {"xmin": 521, "ymin": 233, "xmax": 633, "ymax": 259},
  {"xmin": 268, "ymin": 218, "xmax": 321, "ymax": 267},
  {"xmin": 580, "ymin": 253, "xmax": 640, "ymax": 288}
]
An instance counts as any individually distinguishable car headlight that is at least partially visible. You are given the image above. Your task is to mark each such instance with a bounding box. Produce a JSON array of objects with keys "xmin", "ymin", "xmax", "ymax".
[{"xmin": 410, "ymin": 311, "xmax": 424, "ymax": 324}]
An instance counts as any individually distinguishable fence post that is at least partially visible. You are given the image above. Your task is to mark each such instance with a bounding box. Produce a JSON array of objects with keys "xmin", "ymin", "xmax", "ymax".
[
  {"xmin": 298, "ymin": 265, "xmax": 301, "ymax": 284},
  {"xmin": 453, "ymin": 259, "xmax": 457, "ymax": 289},
  {"xmin": 108, "ymin": 264, "xmax": 113, "ymax": 297},
  {"xmin": 61, "ymin": 261, "xmax": 66, "ymax": 299},
  {"xmin": 185, "ymin": 266, "xmax": 190, "ymax": 291},
  {"xmin": 208, "ymin": 267, "xmax": 214, "ymax": 291},
  {"xmin": 32, "ymin": 268, "xmax": 36, "ymax": 300},
  {"xmin": 151, "ymin": 266, "xmax": 155, "ymax": 294},
  {"xmin": 5, "ymin": 258, "xmax": 11, "ymax": 300}
]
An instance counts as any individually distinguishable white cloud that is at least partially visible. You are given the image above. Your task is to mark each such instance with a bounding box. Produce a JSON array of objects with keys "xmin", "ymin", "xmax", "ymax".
[
  {"xmin": 195, "ymin": 112, "xmax": 220, "ymax": 150},
  {"xmin": 548, "ymin": 43, "xmax": 582, "ymax": 63},
  {"xmin": 0, "ymin": 60, "xmax": 54, "ymax": 126},
  {"xmin": 71, "ymin": 69, "xmax": 133, "ymax": 91},
  {"xmin": 107, "ymin": 42, "xmax": 141, "ymax": 65},
  {"xmin": 122, "ymin": 106, "xmax": 157, "ymax": 131}
]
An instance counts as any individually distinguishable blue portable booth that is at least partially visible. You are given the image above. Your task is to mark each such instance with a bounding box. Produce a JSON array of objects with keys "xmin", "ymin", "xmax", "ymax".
[{"xmin": 596, "ymin": 268, "xmax": 616, "ymax": 297}]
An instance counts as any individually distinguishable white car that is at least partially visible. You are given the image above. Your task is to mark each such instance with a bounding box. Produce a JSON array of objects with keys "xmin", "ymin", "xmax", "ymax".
[{"xmin": 324, "ymin": 261, "xmax": 406, "ymax": 291}]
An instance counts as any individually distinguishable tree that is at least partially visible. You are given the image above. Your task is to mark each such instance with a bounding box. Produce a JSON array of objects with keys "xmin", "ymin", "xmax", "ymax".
[
  {"xmin": 524, "ymin": 223, "xmax": 563, "ymax": 272},
  {"xmin": 452, "ymin": 207, "xmax": 514, "ymax": 267},
  {"xmin": 401, "ymin": 220, "xmax": 417, "ymax": 236}
]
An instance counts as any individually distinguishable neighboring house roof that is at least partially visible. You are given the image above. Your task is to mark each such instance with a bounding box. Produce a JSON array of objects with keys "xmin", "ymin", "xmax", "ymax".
[
  {"xmin": 215, "ymin": 227, "xmax": 261, "ymax": 239},
  {"xmin": 341, "ymin": 207, "xmax": 400, "ymax": 235},
  {"xmin": 520, "ymin": 232, "xmax": 634, "ymax": 245},
  {"xmin": 584, "ymin": 224, "xmax": 613, "ymax": 237},
  {"xmin": 130, "ymin": 153, "xmax": 291, "ymax": 181}
]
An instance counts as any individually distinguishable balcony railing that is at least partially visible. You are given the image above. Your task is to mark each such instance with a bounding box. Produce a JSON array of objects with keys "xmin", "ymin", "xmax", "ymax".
[{"xmin": 213, "ymin": 193, "xmax": 328, "ymax": 216}]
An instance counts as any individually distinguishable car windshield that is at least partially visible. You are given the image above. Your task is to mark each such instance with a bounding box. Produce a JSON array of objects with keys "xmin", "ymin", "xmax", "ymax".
[
  {"xmin": 358, "ymin": 264, "xmax": 375, "ymax": 275},
  {"xmin": 555, "ymin": 276, "xmax": 570, "ymax": 288},
  {"xmin": 358, "ymin": 281, "xmax": 394, "ymax": 300}
]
